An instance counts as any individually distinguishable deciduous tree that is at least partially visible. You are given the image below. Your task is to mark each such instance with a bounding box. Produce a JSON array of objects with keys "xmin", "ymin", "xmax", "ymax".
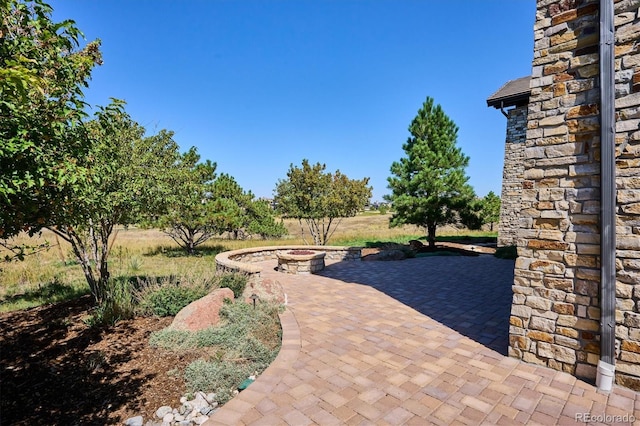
[
  {"xmin": 47, "ymin": 102, "xmax": 184, "ymax": 303},
  {"xmin": 1, "ymin": 0, "xmax": 102, "ymax": 241},
  {"xmin": 275, "ymin": 160, "xmax": 371, "ymax": 245},
  {"xmin": 386, "ymin": 97, "xmax": 475, "ymax": 248}
]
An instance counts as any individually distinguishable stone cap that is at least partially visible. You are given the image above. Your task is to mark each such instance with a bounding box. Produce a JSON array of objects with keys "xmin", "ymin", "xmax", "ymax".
[{"xmin": 487, "ymin": 76, "xmax": 531, "ymax": 109}]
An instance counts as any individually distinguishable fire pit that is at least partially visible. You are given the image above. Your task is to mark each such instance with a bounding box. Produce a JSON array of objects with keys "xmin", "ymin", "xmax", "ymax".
[{"xmin": 276, "ymin": 250, "xmax": 326, "ymax": 274}]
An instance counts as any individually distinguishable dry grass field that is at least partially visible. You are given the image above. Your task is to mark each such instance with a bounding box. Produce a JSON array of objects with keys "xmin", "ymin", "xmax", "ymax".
[{"xmin": 0, "ymin": 212, "xmax": 491, "ymax": 312}]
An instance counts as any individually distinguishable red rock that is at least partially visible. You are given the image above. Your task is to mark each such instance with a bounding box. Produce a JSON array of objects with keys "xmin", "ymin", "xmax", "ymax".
[
  {"xmin": 242, "ymin": 278, "xmax": 285, "ymax": 304},
  {"xmin": 170, "ymin": 288, "xmax": 235, "ymax": 331}
]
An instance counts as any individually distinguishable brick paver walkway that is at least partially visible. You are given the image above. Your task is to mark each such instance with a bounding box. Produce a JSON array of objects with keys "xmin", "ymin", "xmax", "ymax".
[{"xmin": 206, "ymin": 255, "xmax": 640, "ymax": 425}]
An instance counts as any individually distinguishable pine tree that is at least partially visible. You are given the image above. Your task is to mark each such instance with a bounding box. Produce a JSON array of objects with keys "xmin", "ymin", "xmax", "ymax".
[{"xmin": 386, "ymin": 97, "xmax": 475, "ymax": 247}]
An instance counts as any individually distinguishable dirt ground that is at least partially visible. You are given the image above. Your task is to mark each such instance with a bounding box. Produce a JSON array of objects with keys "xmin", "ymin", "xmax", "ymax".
[{"xmin": 0, "ymin": 295, "xmax": 203, "ymax": 425}]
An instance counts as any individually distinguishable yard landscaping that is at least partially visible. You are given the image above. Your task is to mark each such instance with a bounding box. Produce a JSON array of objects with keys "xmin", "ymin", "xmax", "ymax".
[{"xmin": 0, "ymin": 214, "xmax": 496, "ymax": 424}]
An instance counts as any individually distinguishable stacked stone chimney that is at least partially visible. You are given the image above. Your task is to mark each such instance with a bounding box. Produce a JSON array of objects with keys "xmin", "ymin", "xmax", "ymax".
[{"xmin": 509, "ymin": 0, "xmax": 640, "ymax": 389}]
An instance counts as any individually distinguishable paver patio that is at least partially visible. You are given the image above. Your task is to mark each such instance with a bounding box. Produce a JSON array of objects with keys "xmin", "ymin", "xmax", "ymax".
[{"xmin": 206, "ymin": 254, "xmax": 640, "ymax": 425}]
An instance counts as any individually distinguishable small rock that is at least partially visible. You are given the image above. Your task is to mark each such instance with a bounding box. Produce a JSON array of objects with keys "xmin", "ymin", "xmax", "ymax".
[
  {"xmin": 180, "ymin": 396, "xmax": 188, "ymax": 404},
  {"xmin": 162, "ymin": 412, "xmax": 174, "ymax": 423},
  {"xmin": 205, "ymin": 393, "xmax": 216, "ymax": 404},
  {"xmin": 174, "ymin": 414, "xmax": 184, "ymax": 422},
  {"xmin": 155, "ymin": 406, "xmax": 172, "ymax": 419},
  {"xmin": 124, "ymin": 416, "xmax": 144, "ymax": 426}
]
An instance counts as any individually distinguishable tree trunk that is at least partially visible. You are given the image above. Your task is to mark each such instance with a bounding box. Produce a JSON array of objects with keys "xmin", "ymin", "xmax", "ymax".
[
  {"xmin": 48, "ymin": 223, "xmax": 114, "ymax": 304},
  {"xmin": 427, "ymin": 224, "xmax": 437, "ymax": 248}
]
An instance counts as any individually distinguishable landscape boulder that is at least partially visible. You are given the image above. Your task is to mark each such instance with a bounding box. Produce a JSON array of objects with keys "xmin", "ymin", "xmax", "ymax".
[
  {"xmin": 242, "ymin": 278, "xmax": 285, "ymax": 304},
  {"xmin": 409, "ymin": 240, "xmax": 425, "ymax": 250},
  {"xmin": 169, "ymin": 288, "xmax": 235, "ymax": 331},
  {"xmin": 362, "ymin": 249, "xmax": 408, "ymax": 261}
]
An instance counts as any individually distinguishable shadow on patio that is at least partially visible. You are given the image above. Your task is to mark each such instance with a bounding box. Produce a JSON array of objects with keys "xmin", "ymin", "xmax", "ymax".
[{"xmin": 318, "ymin": 254, "xmax": 515, "ymax": 355}]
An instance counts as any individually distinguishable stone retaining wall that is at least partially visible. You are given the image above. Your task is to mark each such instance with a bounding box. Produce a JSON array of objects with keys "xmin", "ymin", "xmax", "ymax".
[{"xmin": 510, "ymin": 0, "xmax": 640, "ymax": 389}]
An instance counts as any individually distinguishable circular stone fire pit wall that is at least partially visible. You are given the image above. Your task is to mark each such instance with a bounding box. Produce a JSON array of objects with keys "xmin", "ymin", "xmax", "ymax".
[{"xmin": 277, "ymin": 250, "xmax": 326, "ymax": 274}]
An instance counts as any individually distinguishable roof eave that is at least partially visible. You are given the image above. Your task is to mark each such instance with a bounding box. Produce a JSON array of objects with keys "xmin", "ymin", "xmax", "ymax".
[{"xmin": 486, "ymin": 92, "xmax": 530, "ymax": 109}]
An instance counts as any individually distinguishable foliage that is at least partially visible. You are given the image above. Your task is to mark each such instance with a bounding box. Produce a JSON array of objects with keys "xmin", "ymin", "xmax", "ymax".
[
  {"xmin": 244, "ymin": 198, "xmax": 287, "ymax": 240},
  {"xmin": 219, "ymin": 273, "xmax": 247, "ymax": 299},
  {"xmin": 151, "ymin": 149, "xmax": 219, "ymax": 254},
  {"xmin": 84, "ymin": 277, "xmax": 136, "ymax": 327},
  {"xmin": 494, "ymin": 245, "xmax": 517, "ymax": 260},
  {"xmin": 150, "ymin": 300, "xmax": 282, "ymax": 405},
  {"xmin": 154, "ymin": 171, "xmax": 286, "ymax": 253},
  {"xmin": 209, "ymin": 174, "xmax": 286, "ymax": 241},
  {"xmin": 0, "ymin": 0, "xmax": 102, "ymax": 240},
  {"xmin": 184, "ymin": 359, "xmax": 253, "ymax": 404},
  {"xmin": 460, "ymin": 191, "xmax": 502, "ymax": 231},
  {"xmin": 46, "ymin": 102, "xmax": 188, "ymax": 303},
  {"xmin": 386, "ymin": 97, "xmax": 475, "ymax": 247},
  {"xmin": 479, "ymin": 191, "xmax": 501, "ymax": 231},
  {"xmin": 136, "ymin": 274, "xmax": 218, "ymax": 317},
  {"xmin": 274, "ymin": 159, "xmax": 372, "ymax": 245}
]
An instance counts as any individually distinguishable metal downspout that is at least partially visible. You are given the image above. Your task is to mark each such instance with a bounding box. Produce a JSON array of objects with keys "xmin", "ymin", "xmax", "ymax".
[{"xmin": 597, "ymin": 0, "xmax": 616, "ymax": 392}]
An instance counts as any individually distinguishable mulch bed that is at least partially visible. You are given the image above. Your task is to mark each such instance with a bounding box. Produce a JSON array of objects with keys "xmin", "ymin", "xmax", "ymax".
[{"xmin": 0, "ymin": 296, "xmax": 201, "ymax": 425}]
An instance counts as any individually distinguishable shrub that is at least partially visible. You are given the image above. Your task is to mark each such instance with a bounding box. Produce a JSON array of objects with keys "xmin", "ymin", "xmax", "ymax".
[
  {"xmin": 136, "ymin": 275, "xmax": 217, "ymax": 317},
  {"xmin": 219, "ymin": 273, "xmax": 247, "ymax": 299},
  {"xmin": 494, "ymin": 245, "xmax": 517, "ymax": 260},
  {"xmin": 150, "ymin": 300, "xmax": 282, "ymax": 405},
  {"xmin": 184, "ymin": 359, "xmax": 252, "ymax": 404},
  {"xmin": 85, "ymin": 277, "xmax": 136, "ymax": 326}
]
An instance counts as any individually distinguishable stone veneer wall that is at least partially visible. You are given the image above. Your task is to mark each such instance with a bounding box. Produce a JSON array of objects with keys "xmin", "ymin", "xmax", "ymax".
[
  {"xmin": 509, "ymin": 0, "xmax": 640, "ymax": 389},
  {"xmin": 498, "ymin": 105, "xmax": 528, "ymax": 247}
]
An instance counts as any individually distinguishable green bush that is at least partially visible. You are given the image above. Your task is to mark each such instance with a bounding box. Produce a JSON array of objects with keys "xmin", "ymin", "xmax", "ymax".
[
  {"xmin": 494, "ymin": 245, "xmax": 518, "ymax": 260},
  {"xmin": 219, "ymin": 273, "xmax": 247, "ymax": 299},
  {"xmin": 141, "ymin": 285, "xmax": 208, "ymax": 317},
  {"xmin": 85, "ymin": 277, "xmax": 136, "ymax": 327},
  {"xmin": 136, "ymin": 274, "xmax": 218, "ymax": 317}
]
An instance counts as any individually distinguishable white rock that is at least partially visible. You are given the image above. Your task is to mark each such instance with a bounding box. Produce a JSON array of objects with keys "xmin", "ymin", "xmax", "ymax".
[
  {"xmin": 162, "ymin": 412, "xmax": 174, "ymax": 423},
  {"xmin": 124, "ymin": 416, "xmax": 144, "ymax": 426},
  {"xmin": 180, "ymin": 396, "xmax": 188, "ymax": 404},
  {"xmin": 205, "ymin": 393, "xmax": 217, "ymax": 404},
  {"xmin": 155, "ymin": 406, "xmax": 172, "ymax": 419}
]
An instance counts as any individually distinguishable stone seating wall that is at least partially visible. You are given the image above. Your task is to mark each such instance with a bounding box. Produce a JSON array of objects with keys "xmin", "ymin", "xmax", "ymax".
[{"xmin": 214, "ymin": 245, "xmax": 361, "ymax": 283}]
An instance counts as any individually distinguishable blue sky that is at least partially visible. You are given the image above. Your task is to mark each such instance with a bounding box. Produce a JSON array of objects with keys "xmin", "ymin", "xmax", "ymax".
[{"xmin": 51, "ymin": 0, "xmax": 536, "ymax": 202}]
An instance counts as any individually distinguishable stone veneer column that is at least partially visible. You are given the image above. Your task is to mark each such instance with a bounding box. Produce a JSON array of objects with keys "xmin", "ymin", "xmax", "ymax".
[
  {"xmin": 498, "ymin": 106, "xmax": 527, "ymax": 247},
  {"xmin": 509, "ymin": 0, "xmax": 640, "ymax": 389}
]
